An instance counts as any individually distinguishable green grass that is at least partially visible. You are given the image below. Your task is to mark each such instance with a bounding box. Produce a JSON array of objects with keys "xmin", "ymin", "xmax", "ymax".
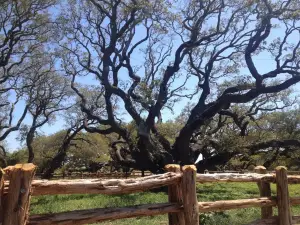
[{"xmin": 30, "ymin": 183, "xmax": 300, "ymax": 225}]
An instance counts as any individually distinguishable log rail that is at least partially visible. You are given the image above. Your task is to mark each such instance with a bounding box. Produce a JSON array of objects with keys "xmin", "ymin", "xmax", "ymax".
[{"xmin": 1, "ymin": 164, "xmax": 300, "ymax": 225}]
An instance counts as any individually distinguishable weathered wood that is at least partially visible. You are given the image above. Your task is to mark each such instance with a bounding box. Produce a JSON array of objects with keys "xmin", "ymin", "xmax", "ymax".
[
  {"xmin": 254, "ymin": 166, "xmax": 272, "ymax": 219},
  {"xmin": 0, "ymin": 168, "xmax": 4, "ymax": 223},
  {"xmin": 3, "ymin": 166, "xmax": 14, "ymax": 180},
  {"xmin": 196, "ymin": 173, "xmax": 300, "ymax": 183},
  {"xmin": 199, "ymin": 197, "xmax": 276, "ymax": 212},
  {"xmin": 165, "ymin": 164, "xmax": 184, "ymax": 225},
  {"xmin": 21, "ymin": 172, "xmax": 181, "ymax": 196},
  {"xmin": 198, "ymin": 197, "xmax": 300, "ymax": 213},
  {"xmin": 181, "ymin": 165, "xmax": 199, "ymax": 225},
  {"xmin": 25, "ymin": 196, "xmax": 300, "ymax": 225},
  {"xmin": 276, "ymin": 166, "xmax": 292, "ymax": 225},
  {"xmin": 4, "ymin": 172, "xmax": 300, "ymax": 194},
  {"xmin": 196, "ymin": 173, "xmax": 275, "ymax": 183},
  {"xmin": 28, "ymin": 202, "xmax": 182, "ymax": 225},
  {"xmin": 3, "ymin": 163, "xmax": 36, "ymax": 225}
]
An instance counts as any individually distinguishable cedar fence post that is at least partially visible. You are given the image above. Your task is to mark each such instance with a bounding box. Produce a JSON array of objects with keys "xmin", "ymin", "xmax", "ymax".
[
  {"xmin": 254, "ymin": 166, "xmax": 272, "ymax": 219},
  {"xmin": 276, "ymin": 166, "xmax": 292, "ymax": 225},
  {"xmin": 0, "ymin": 168, "xmax": 4, "ymax": 223},
  {"xmin": 3, "ymin": 164, "xmax": 36, "ymax": 225},
  {"xmin": 165, "ymin": 164, "xmax": 185, "ymax": 225},
  {"xmin": 182, "ymin": 165, "xmax": 199, "ymax": 225}
]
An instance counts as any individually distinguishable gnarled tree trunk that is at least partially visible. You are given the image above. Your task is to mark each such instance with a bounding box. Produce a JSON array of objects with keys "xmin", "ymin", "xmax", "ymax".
[{"xmin": 41, "ymin": 150, "xmax": 67, "ymax": 179}]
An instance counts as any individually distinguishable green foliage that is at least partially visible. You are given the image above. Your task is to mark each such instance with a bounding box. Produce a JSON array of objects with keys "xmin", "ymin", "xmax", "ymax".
[
  {"xmin": 31, "ymin": 192, "xmax": 167, "ymax": 225},
  {"xmin": 156, "ymin": 121, "xmax": 183, "ymax": 144},
  {"xmin": 65, "ymin": 132, "xmax": 110, "ymax": 170},
  {"xmin": 6, "ymin": 149, "xmax": 28, "ymax": 165},
  {"xmin": 9, "ymin": 130, "xmax": 110, "ymax": 173}
]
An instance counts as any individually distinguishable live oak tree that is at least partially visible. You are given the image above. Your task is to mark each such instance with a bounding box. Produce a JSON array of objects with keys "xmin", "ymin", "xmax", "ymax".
[
  {"xmin": 0, "ymin": 0, "xmax": 56, "ymax": 143},
  {"xmin": 7, "ymin": 129, "xmax": 110, "ymax": 174},
  {"xmin": 58, "ymin": 0, "xmax": 300, "ymax": 172},
  {"xmin": 18, "ymin": 53, "xmax": 72, "ymax": 163},
  {"xmin": 41, "ymin": 88, "xmax": 110, "ymax": 178},
  {"xmin": 0, "ymin": 141, "xmax": 8, "ymax": 167},
  {"xmin": 216, "ymin": 107, "xmax": 300, "ymax": 171},
  {"xmin": 190, "ymin": 88, "xmax": 298, "ymax": 171}
]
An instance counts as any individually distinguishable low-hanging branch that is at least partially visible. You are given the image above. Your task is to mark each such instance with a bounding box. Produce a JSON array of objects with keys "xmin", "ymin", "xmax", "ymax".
[{"xmin": 247, "ymin": 139, "xmax": 300, "ymax": 154}]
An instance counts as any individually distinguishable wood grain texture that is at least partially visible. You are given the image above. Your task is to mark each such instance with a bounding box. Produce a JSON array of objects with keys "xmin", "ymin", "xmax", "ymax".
[
  {"xmin": 182, "ymin": 165, "xmax": 199, "ymax": 225},
  {"xmin": 276, "ymin": 166, "xmax": 292, "ymax": 225},
  {"xmin": 165, "ymin": 164, "xmax": 184, "ymax": 225},
  {"xmin": 254, "ymin": 166, "xmax": 272, "ymax": 219},
  {"xmin": 28, "ymin": 203, "xmax": 182, "ymax": 225},
  {"xmin": 26, "ymin": 172, "xmax": 181, "ymax": 196},
  {"xmin": 3, "ymin": 164, "xmax": 36, "ymax": 225}
]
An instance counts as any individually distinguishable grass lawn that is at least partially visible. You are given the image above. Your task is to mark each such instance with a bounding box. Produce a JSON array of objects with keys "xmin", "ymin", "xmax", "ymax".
[{"xmin": 30, "ymin": 183, "xmax": 300, "ymax": 225}]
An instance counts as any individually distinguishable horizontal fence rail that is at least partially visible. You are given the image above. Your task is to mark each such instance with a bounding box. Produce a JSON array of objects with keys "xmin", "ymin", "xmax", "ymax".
[
  {"xmin": 196, "ymin": 173, "xmax": 300, "ymax": 183},
  {"xmin": 198, "ymin": 197, "xmax": 300, "ymax": 213},
  {"xmin": 205, "ymin": 170, "xmax": 300, "ymax": 175},
  {"xmin": 34, "ymin": 171, "xmax": 153, "ymax": 179},
  {"xmin": 5, "ymin": 172, "xmax": 300, "ymax": 194},
  {"xmin": 28, "ymin": 202, "xmax": 182, "ymax": 225},
  {"xmin": 25, "ymin": 197, "xmax": 300, "ymax": 225},
  {"xmin": 5, "ymin": 172, "xmax": 181, "ymax": 196}
]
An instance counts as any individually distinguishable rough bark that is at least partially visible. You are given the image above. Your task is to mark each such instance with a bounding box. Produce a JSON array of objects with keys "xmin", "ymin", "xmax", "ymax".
[
  {"xmin": 27, "ymin": 129, "xmax": 35, "ymax": 163},
  {"xmin": 41, "ymin": 151, "xmax": 66, "ymax": 179},
  {"xmin": 42, "ymin": 125, "xmax": 84, "ymax": 179},
  {"xmin": 195, "ymin": 152, "xmax": 236, "ymax": 172}
]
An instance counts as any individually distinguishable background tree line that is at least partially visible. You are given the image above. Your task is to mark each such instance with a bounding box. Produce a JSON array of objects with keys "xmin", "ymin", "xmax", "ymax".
[{"xmin": 1, "ymin": 0, "xmax": 300, "ymax": 177}]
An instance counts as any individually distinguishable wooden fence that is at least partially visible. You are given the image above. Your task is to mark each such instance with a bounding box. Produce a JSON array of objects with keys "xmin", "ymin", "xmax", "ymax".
[
  {"xmin": 1, "ymin": 164, "xmax": 300, "ymax": 224},
  {"xmin": 34, "ymin": 170, "xmax": 152, "ymax": 179},
  {"xmin": 205, "ymin": 169, "xmax": 300, "ymax": 175}
]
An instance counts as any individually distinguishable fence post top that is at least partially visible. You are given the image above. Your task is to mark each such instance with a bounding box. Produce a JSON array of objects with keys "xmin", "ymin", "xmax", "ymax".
[
  {"xmin": 254, "ymin": 166, "xmax": 267, "ymax": 174},
  {"xmin": 165, "ymin": 164, "xmax": 180, "ymax": 170},
  {"xmin": 182, "ymin": 165, "xmax": 197, "ymax": 171},
  {"xmin": 276, "ymin": 166, "xmax": 287, "ymax": 171},
  {"xmin": 3, "ymin": 164, "xmax": 36, "ymax": 176},
  {"xmin": 254, "ymin": 166, "xmax": 266, "ymax": 170},
  {"xmin": 14, "ymin": 163, "xmax": 36, "ymax": 171}
]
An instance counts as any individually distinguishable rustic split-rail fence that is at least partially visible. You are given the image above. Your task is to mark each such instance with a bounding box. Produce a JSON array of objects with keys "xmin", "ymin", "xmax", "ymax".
[
  {"xmin": 1, "ymin": 164, "xmax": 300, "ymax": 225},
  {"xmin": 34, "ymin": 170, "xmax": 153, "ymax": 179}
]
